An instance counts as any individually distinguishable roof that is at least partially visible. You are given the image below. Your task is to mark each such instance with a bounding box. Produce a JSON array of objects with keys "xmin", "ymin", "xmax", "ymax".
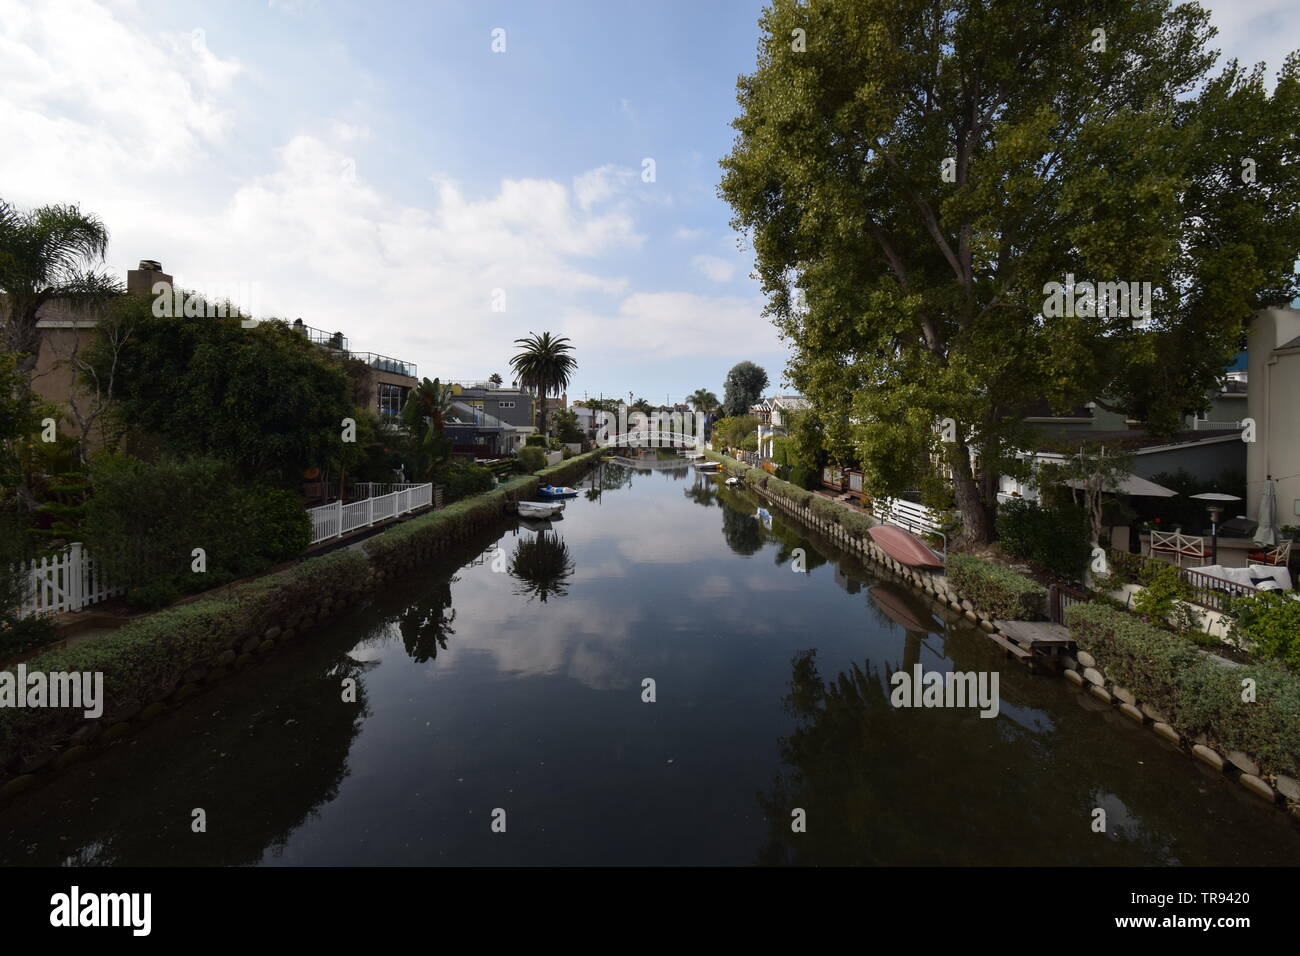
[
  {"xmin": 446, "ymin": 400, "xmax": 508, "ymax": 430},
  {"xmin": 1277, "ymin": 335, "xmax": 1300, "ymax": 351},
  {"xmin": 1036, "ymin": 429, "xmax": 1240, "ymax": 453}
]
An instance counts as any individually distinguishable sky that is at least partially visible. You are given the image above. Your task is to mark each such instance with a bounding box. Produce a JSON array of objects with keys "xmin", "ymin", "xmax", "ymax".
[{"xmin": 2, "ymin": 0, "xmax": 1297, "ymax": 407}]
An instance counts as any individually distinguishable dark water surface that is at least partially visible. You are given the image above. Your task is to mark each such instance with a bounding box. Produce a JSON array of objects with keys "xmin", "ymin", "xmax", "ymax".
[{"xmin": 3, "ymin": 461, "xmax": 1299, "ymax": 866}]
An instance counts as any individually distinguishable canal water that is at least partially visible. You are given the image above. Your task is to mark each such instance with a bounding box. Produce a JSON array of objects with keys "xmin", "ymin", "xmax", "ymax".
[{"xmin": 3, "ymin": 460, "xmax": 1299, "ymax": 866}]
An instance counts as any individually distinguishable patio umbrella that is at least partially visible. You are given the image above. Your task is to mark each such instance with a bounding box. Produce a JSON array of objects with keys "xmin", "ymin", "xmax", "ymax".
[{"xmin": 1254, "ymin": 478, "xmax": 1279, "ymax": 548}]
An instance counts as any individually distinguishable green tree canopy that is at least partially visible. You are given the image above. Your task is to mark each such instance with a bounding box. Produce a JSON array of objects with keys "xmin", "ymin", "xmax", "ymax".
[
  {"xmin": 89, "ymin": 311, "xmax": 355, "ymax": 487},
  {"xmin": 722, "ymin": 361, "xmax": 769, "ymax": 417},
  {"xmin": 720, "ymin": 0, "xmax": 1300, "ymax": 543}
]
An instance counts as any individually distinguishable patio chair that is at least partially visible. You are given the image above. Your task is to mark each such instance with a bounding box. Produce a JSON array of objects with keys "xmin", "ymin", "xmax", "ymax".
[
  {"xmin": 1248, "ymin": 539, "xmax": 1293, "ymax": 567},
  {"xmin": 1150, "ymin": 530, "xmax": 1210, "ymax": 567}
]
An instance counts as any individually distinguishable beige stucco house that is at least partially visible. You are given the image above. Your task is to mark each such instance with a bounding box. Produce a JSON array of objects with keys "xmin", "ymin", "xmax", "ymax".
[{"xmin": 1246, "ymin": 306, "xmax": 1300, "ymax": 529}]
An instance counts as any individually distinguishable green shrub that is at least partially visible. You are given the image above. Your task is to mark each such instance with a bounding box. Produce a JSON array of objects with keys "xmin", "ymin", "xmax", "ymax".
[
  {"xmin": 437, "ymin": 460, "xmax": 494, "ymax": 503},
  {"xmin": 1106, "ymin": 549, "xmax": 1146, "ymax": 585},
  {"xmin": 517, "ymin": 446, "xmax": 546, "ymax": 472},
  {"xmin": 81, "ymin": 455, "xmax": 312, "ymax": 606},
  {"xmin": 562, "ymin": 446, "xmax": 574, "ymax": 460},
  {"xmin": 1066, "ymin": 602, "xmax": 1300, "ymax": 776},
  {"xmin": 1131, "ymin": 560, "xmax": 1201, "ymax": 636},
  {"xmin": 787, "ymin": 464, "xmax": 817, "ymax": 490},
  {"xmin": 995, "ymin": 497, "xmax": 1091, "ymax": 581},
  {"xmin": 525, "ymin": 435, "xmax": 547, "ymax": 447},
  {"xmin": 1226, "ymin": 591, "xmax": 1300, "ymax": 668},
  {"xmin": 947, "ymin": 554, "xmax": 1046, "ymax": 620}
]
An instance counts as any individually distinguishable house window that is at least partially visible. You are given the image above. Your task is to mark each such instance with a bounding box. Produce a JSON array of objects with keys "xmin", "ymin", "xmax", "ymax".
[
  {"xmin": 498, "ymin": 401, "xmax": 515, "ymax": 408},
  {"xmin": 378, "ymin": 383, "xmax": 408, "ymax": 417}
]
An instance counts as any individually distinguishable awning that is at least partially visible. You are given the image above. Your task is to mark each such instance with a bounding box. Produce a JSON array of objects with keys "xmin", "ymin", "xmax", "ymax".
[{"xmin": 1063, "ymin": 475, "xmax": 1178, "ymax": 498}]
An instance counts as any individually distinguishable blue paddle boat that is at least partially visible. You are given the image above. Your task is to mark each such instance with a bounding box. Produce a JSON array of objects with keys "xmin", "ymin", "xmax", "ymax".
[{"xmin": 536, "ymin": 484, "xmax": 579, "ymax": 500}]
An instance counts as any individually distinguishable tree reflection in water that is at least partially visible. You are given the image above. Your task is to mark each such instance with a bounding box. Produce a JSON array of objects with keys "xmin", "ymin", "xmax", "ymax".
[
  {"xmin": 509, "ymin": 529, "xmax": 576, "ymax": 602},
  {"xmin": 395, "ymin": 576, "xmax": 458, "ymax": 662}
]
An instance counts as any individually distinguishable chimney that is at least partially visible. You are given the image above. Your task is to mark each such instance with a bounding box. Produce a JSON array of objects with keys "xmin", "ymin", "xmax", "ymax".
[{"xmin": 127, "ymin": 259, "xmax": 172, "ymax": 297}]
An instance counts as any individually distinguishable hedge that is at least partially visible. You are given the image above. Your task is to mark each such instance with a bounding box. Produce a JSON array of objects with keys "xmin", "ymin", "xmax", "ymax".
[
  {"xmin": 947, "ymin": 554, "xmax": 1046, "ymax": 620},
  {"xmin": 0, "ymin": 448, "xmax": 606, "ymax": 780},
  {"xmin": 0, "ymin": 548, "xmax": 368, "ymax": 768},
  {"xmin": 1066, "ymin": 602, "xmax": 1300, "ymax": 777}
]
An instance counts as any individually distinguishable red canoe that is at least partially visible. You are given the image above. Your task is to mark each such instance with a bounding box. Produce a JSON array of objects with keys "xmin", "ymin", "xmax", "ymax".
[{"xmin": 867, "ymin": 524, "xmax": 945, "ymax": 570}]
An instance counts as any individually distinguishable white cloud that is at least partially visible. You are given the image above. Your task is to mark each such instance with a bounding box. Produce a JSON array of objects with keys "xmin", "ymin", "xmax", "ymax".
[
  {"xmin": 562, "ymin": 291, "xmax": 781, "ymax": 360},
  {"xmin": 674, "ymin": 227, "xmax": 706, "ymax": 241},
  {"xmin": 692, "ymin": 254, "xmax": 735, "ymax": 283}
]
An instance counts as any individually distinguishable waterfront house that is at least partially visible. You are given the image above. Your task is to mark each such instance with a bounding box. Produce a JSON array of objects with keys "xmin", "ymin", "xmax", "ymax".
[
  {"xmin": 755, "ymin": 394, "xmax": 811, "ymax": 460},
  {"xmin": 448, "ymin": 380, "xmax": 537, "ymax": 452},
  {"xmin": 1245, "ymin": 306, "xmax": 1300, "ymax": 530}
]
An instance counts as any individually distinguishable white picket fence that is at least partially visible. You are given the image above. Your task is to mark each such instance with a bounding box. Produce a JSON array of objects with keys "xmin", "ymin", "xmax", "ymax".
[
  {"xmin": 307, "ymin": 482, "xmax": 434, "ymax": 545},
  {"xmin": 17, "ymin": 542, "xmax": 125, "ymax": 618},
  {"xmin": 875, "ymin": 496, "xmax": 945, "ymax": 535}
]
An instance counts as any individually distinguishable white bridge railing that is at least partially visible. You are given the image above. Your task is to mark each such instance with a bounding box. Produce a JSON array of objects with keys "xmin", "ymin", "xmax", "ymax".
[
  {"xmin": 307, "ymin": 483, "xmax": 434, "ymax": 544},
  {"xmin": 16, "ymin": 542, "xmax": 125, "ymax": 619}
]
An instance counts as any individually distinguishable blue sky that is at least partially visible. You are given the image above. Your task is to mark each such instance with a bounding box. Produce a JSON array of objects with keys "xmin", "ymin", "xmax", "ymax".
[{"xmin": 2, "ymin": 0, "xmax": 1295, "ymax": 405}]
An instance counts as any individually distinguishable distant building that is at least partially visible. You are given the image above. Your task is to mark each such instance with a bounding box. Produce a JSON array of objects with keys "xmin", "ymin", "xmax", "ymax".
[{"xmin": 448, "ymin": 381, "xmax": 536, "ymax": 452}]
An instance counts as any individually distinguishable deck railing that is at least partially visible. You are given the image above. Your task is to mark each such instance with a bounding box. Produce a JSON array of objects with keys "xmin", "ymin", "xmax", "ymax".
[
  {"xmin": 307, "ymin": 482, "xmax": 435, "ymax": 544},
  {"xmin": 1104, "ymin": 547, "xmax": 1258, "ymax": 613}
]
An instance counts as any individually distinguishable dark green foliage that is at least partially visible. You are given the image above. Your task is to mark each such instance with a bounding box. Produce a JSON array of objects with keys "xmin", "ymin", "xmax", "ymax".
[
  {"xmin": 1226, "ymin": 591, "xmax": 1300, "ymax": 669},
  {"xmin": 0, "ymin": 512, "xmax": 56, "ymax": 659},
  {"xmin": 722, "ymin": 361, "xmax": 768, "ymax": 418},
  {"xmin": 89, "ymin": 313, "xmax": 354, "ymax": 488},
  {"xmin": 81, "ymin": 455, "xmax": 311, "ymax": 607},
  {"xmin": 517, "ymin": 446, "xmax": 546, "ymax": 472},
  {"xmin": 437, "ymin": 460, "xmax": 494, "ymax": 504},
  {"xmin": 525, "ymin": 434, "xmax": 547, "ymax": 447},
  {"xmin": 947, "ymin": 554, "xmax": 1046, "ymax": 620},
  {"xmin": 995, "ymin": 497, "xmax": 1091, "ymax": 582},
  {"xmin": 1067, "ymin": 602, "xmax": 1300, "ymax": 776}
]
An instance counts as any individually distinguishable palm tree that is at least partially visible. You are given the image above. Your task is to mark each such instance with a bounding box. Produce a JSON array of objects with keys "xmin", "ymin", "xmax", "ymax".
[
  {"xmin": 688, "ymin": 388, "xmax": 720, "ymax": 416},
  {"xmin": 0, "ymin": 201, "xmax": 121, "ymax": 389},
  {"xmin": 487, "ymin": 372, "xmax": 503, "ymax": 387},
  {"xmin": 508, "ymin": 529, "xmax": 575, "ymax": 602},
  {"xmin": 400, "ymin": 377, "xmax": 454, "ymax": 480},
  {"xmin": 508, "ymin": 332, "xmax": 576, "ymax": 438}
]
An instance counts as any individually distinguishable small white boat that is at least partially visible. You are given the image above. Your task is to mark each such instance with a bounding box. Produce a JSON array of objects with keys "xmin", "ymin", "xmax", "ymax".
[
  {"xmin": 694, "ymin": 461, "xmax": 722, "ymax": 472},
  {"xmin": 518, "ymin": 500, "xmax": 565, "ymax": 519},
  {"xmin": 725, "ymin": 476, "xmax": 741, "ymax": 487}
]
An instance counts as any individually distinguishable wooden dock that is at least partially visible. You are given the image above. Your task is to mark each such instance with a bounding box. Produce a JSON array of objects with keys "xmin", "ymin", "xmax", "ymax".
[{"xmin": 993, "ymin": 620, "xmax": 1074, "ymax": 669}]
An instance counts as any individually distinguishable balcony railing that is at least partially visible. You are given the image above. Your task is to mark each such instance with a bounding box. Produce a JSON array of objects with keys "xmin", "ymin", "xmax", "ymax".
[
  {"xmin": 289, "ymin": 322, "xmax": 416, "ymax": 378},
  {"xmin": 351, "ymin": 352, "xmax": 417, "ymax": 378}
]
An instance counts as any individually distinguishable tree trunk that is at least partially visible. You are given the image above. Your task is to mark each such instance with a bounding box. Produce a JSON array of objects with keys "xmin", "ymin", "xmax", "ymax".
[{"xmin": 948, "ymin": 442, "xmax": 994, "ymax": 546}]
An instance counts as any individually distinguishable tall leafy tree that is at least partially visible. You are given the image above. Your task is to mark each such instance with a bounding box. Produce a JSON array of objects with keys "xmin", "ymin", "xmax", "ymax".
[
  {"xmin": 0, "ymin": 201, "xmax": 121, "ymax": 390},
  {"xmin": 720, "ymin": 0, "xmax": 1300, "ymax": 544},
  {"xmin": 90, "ymin": 311, "xmax": 355, "ymax": 487},
  {"xmin": 722, "ymin": 361, "xmax": 769, "ymax": 417},
  {"xmin": 509, "ymin": 332, "xmax": 577, "ymax": 437}
]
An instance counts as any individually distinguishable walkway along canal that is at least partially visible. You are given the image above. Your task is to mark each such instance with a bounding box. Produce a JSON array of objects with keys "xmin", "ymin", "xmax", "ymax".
[{"xmin": 2, "ymin": 460, "xmax": 1298, "ymax": 865}]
